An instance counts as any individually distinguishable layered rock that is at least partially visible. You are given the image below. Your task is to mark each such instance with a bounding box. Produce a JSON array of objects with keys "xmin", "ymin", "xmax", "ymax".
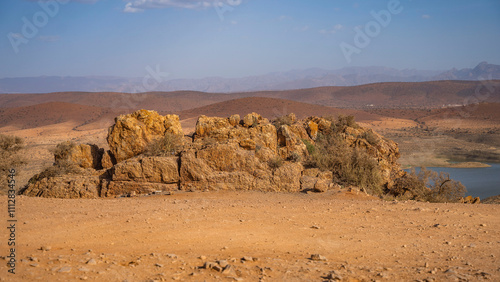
[
  {"xmin": 22, "ymin": 172, "xmax": 101, "ymax": 199},
  {"xmin": 194, "ymin": 113, "xmax": 277, "ymax": 153},
  {"xmin": 104, "ymin": 156, "xmax": 179, "ymax": 196},
  {"xmin": 107, "ymin": 110, "xmax": 183, "ymax": 163}
]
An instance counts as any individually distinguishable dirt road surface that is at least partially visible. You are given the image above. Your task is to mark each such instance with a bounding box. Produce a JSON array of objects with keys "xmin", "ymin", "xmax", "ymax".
[{"xmin": 1, "ymin": 190, "xmax": 499, "ymax": 281}]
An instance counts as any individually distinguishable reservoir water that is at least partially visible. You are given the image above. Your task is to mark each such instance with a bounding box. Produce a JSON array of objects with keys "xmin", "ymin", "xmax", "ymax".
[{"xmin": 405, "ymin": 163, "xmax": 500, "ymax": 200}]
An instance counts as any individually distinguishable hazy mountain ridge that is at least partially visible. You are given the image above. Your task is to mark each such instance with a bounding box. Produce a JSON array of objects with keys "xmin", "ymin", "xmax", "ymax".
[{"xmin": 1, "ymin": 62, "xmax": 498, "ymax": 94}]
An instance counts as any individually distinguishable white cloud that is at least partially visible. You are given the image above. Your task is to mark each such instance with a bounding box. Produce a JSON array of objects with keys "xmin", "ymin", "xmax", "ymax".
[
  {"xmin": 124, "ymin": 2, "xmax": 143, "ymax": 12},
  {"xmin": 422, "ymin": 14, "xmax": 431, "ymax": 19},
  {"xmin": 230, "ymin": 20, "xmax": 237, "ymax": 25},
  {"xmin": 123, "ymin": 0, "xmax": 238, "ymax": 12},
  {"xmin": 319, "ymin": 24, "xmax": 343, "ymax": 34}
]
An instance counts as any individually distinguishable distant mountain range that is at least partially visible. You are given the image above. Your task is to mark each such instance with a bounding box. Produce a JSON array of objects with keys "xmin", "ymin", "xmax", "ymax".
[{"xmin": 1, "ymin": 62, "xmax": 499, "ymax": 94}]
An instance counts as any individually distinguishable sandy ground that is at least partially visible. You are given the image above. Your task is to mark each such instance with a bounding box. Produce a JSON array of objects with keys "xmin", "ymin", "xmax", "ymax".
[{"xmin": 1, "ymin": 190, "xmax": 499, "ymax": 281}]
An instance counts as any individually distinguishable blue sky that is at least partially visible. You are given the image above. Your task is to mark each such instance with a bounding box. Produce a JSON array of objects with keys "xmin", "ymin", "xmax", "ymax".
[{"xmin": 1, "ymin": 0, "xmax": 499, "ymax": 79}]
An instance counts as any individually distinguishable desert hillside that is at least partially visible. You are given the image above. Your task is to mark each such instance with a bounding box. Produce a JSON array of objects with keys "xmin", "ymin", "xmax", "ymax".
[{"xmin": 2, "ymin": 80, "xmax": 500, "ymax": 110}]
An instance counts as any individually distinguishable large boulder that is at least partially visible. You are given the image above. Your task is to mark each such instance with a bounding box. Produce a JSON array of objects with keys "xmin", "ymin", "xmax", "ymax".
[
  {"xmin": 271, "ymin": 162, "xmax": 303, "ymax": 192},
  {"xmin": 55, "ymin": 142, "xmax": 103, "ymax": 170},
  {"xmin": 107, "ymin": 110, "xmax": 183, "ymax": 163},
  {"xmin": 180, "ymin": 143, "xmax": 273, "ymax": 191}
]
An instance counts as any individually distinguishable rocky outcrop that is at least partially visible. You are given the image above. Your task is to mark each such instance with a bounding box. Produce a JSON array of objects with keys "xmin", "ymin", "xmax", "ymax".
[
  {"xmin": 22, "ymin": 109, "xmax": 406, "ymax": 199},
  {"xmin": 107, "ymin": 110, "xmax": 183, "ymax": 163}
]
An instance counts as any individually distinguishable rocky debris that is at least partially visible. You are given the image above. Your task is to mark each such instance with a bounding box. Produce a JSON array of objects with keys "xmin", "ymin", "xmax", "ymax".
[
  {"xmin": 313, "ymin": 179, "xmax": 329, "ymax": 193},
  {"xmin": 58, "ymin": 266, "xmax": 72, "ymax": 273},
  {"xmin": 241, "ymin": 256, "xmax": 254, "ymax": 262},
  {"xmin": 40, "ymin": 245, "xmax": 52, "ymax": 251},
  {"xmin": 222, "ymin": 265, "xmax": 237, "ymax": 276},
  {"xmin": 86, "ymin": 259, "xmax": 97, "ymax": 265},
  {"xmin": 107, "ymin": 110, "xmax": 183, "ymax": 162},
  {"xmin": 104, "ymin": 181, "xmax": 178, "ymax": 197},
  {"xmin": 310, "ymin": 254, "xmax": 327, "ymax": 261},
  {"xmin": 460, "ymin": 195, "xmax": 481, "ymax": 204},
  {"xmin": 301, "ymin": 168, "xmax": 333, "ymax": 193}
]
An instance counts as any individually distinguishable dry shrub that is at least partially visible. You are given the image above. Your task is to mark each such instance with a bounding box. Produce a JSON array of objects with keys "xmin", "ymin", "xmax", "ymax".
[
  {"xmin": 272, "ymin": 115, "xmax": 294, "ymax": 128},
  {"xmin": 287, "ymin": 152, "xmax": 301, "ymax": 163},
  {"xmin": 305, "ymin": 124, "xmax": 383, "ymax": 196},
  {"xmin": 362, "ymin": 130, "xmax": 378, "ymax": 146},
  {"xmin": 0, "ymin": 134, "xmax": 26, "ymax": 195},
  {"xmin": 28, "ymin": 160, "xmax": 82, "ymax": 185},
  {"xmin": 268, "ymin": 156, "xmax": 284, "ymax": 169},
  {"xmin": 144, "ymin": 133, "xmax": 183, "ymax": 157},
  {"xmin": 331, "ymin": 115, "xmax": 359, "ymax": 132},
  {"xmin": 391, "ymin": 167, "xmax": 466, "ymax": 203},
  {"xmin": 51, "ymin": 141, "xmax": 76, "ymax": 163}
]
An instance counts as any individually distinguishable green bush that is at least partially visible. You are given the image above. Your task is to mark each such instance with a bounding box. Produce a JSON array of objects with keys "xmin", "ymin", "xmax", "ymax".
[
  {"xmin": 144, "ymin": 133, "xmax": 183, "ymax": 157},
  {"xmin": 303, "ymin": 139, "xmax": 315, "ymax": 155}
]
